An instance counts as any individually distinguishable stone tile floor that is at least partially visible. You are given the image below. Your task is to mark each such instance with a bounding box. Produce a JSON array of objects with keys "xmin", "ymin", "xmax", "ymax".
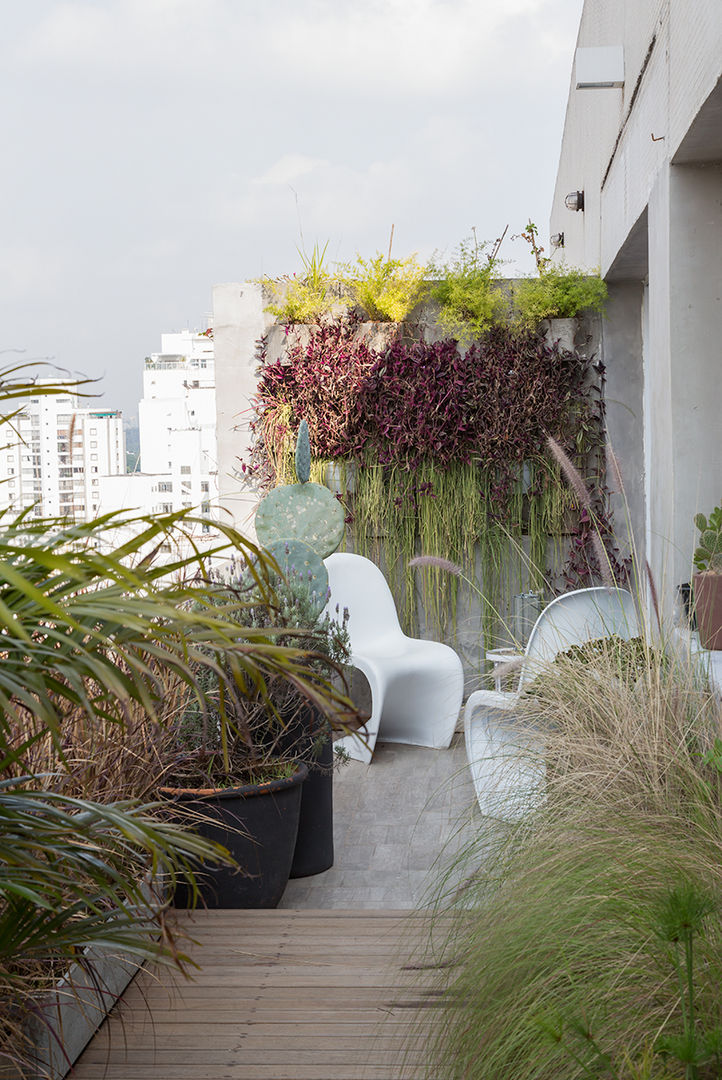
[{"xmin": 279, "ymin": 734, "xmax": 481, "ymax": 909}]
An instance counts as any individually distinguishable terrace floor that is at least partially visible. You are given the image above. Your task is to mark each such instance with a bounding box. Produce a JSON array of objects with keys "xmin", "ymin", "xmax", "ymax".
[{"xmin": 71, "ymin": 738, "xmax": 480, "ymax": 1080}]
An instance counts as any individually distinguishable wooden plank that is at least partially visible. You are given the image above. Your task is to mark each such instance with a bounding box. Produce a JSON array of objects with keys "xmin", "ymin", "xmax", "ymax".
[
  {"xmin": 68, "ymin": 1068, "xmax": 416, "ymax": 1080},
  {"xmin": 70, "ymin": 909, "xmax": 441, "ymax": 1080}
]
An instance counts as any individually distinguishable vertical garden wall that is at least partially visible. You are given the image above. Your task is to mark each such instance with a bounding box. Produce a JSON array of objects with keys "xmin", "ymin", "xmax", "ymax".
[{"xmin": 236, "ymin": 289, "xmax": 625, "ymax": 679}]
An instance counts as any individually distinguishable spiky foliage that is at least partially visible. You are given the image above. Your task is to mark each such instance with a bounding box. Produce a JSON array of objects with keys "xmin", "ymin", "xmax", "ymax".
[
  {"xmin": 263, "ymin": 242, "xmax": 346, "ymax": 324},
  {"xmin": 0, "ymin": 365, "xmax": 360, "ymax": 1075},
  {"xmin": 417, "ymin": 630, "xmax": 722, "ymax": 1080}
]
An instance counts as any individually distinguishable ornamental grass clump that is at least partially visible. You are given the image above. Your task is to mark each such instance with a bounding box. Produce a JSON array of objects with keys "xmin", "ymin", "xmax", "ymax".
[
  {"xmin": 263, "ymin": 241, "xmax": 346, "ymax": 324},
  {"xmin": 417, "ymin": 629, "xmax": 722, "ymax": 1080}
]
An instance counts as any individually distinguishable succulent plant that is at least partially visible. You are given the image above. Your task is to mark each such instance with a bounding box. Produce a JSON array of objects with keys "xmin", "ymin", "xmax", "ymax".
[
  {"xmin": 295, "ymin": 419, "xmax": 311, "ymax": 484},
  {"xmin": 693, "ymin": 504, "xmax": 722, "ymax": 573},
  {"xmin": 262, "ymin": 538, "xmax": 329, "ymax": 618},
  {"xmin": 255, "ymin": 421, "xmax": 345, "ymax": 559}
]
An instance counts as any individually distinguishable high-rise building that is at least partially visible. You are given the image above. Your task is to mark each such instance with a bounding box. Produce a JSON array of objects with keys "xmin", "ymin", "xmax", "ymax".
[
  {"xmin": 99, "ymin": 330, "xmax": 218, "ymax": 538},
  {"xmin": 0, "ymin": 384, "xmax": 125, "ymax": 519}
]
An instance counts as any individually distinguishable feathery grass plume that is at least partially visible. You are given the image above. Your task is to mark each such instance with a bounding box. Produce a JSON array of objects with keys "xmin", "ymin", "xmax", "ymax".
[
  {"xmin": 547, "ymin": 435, "xmax": 614, "ymax": 588},
  {"xmin": 414, "ymin": 627, "xmax": 722, "ymax": 1080},
  {"xmin": 546, "ymin": 435, "xmax": 591, "ymax": 509}
]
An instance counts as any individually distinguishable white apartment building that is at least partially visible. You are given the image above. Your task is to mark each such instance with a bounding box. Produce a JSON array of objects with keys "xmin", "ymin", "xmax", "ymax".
[
  {"xmin": 550, "ymin": 0, "xmax": 722, "ymax": 605},
  {"xmin": 0, "ymin": 384, "xmax": 125, "ymax": 520},
  {"xmin": 99, "ymin": 330, "xmax": 219, "ymax": 539}
]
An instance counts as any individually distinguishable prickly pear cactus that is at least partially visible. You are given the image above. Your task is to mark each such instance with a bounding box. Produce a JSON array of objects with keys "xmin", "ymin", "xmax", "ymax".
[
  {"xmin": 255, "ymin": 482, "xmax": 344, "ymax": 558},
  {"xmin": 255, "ymin": 421, "xmax": 345, "ymax": 558},
  {"xmin": 295, "ymin": 419, "xmax": 311, "ymax": 484},
  {"xmin": 264, "ymin": 539, "xmax": 329, "ymax": 618}
]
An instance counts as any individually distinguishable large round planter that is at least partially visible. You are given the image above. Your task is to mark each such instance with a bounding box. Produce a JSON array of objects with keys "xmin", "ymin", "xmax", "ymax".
[
  {"xmin": 694, "ymin": 572, "xmax": 722, "ymax": 651},
  {"xmin": 278, "ymin": 703, "xmax": 335, "ymax": 878},
  {"xmin": 290, "ymin": 733, "xmax": 334, "ymax": 878},
  {"xmin": 164, "ymin": 763, "xmax": 307, "ymax": 909}
]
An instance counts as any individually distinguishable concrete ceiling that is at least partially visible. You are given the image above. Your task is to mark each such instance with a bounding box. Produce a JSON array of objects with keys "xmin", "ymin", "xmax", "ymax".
[
  {"xmin": 673, "ymin": 75, "xmax": 722, "ymax": 164},
  {"xmin": 605, "ymin": 207, "xmax": 649, "ymax": 282}
]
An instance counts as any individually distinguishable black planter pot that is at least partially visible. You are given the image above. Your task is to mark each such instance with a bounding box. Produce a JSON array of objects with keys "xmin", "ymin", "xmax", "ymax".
[
  {"xmin": 167, "ymin": 762, "xmax": 307, "ymax": 909},
  {"xmin": 290, "ymin": 733, "xmax": 334, "ymax": 877},
  {"xmin": 278, "ymin": 703, "xmax": 334, "ymax": 878}
]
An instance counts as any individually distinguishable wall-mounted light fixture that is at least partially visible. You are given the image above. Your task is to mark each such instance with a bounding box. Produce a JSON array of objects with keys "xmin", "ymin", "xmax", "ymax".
[
  {"xmin": 550, "ymin": 232, "xmax": 565, "ymax": 248},
  {"xmin": 564, "ymin": 191, "xmax": 585, "ymax": 212}
]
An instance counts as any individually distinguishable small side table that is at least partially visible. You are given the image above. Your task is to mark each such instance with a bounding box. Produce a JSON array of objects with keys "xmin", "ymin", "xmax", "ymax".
[{"xmin": 486, "ymin": 647, "xmax": 525, "ymax": 692}]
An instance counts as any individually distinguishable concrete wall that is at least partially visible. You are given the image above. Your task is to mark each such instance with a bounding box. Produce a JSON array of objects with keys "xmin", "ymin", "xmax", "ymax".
[
  {"xmin": 551, "ymin": 0, "xmax": 722, "ymax": 613},
  {"xmin": 213, "ymin": 282, "xmax": 275, "ymax": 540},
  {"xmin": 602, "ymin": 281, "xmax": 646, "ymax": 569}
]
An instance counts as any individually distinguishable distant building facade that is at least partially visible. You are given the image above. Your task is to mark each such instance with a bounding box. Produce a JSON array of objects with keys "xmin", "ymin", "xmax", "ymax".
[
  {"xmin": 0, "ymin": 384, "xmax": 125, "ymax": 519},
  {"xmin": 99, "ymin": 330, "xmax": 219, "ymax": 541}
]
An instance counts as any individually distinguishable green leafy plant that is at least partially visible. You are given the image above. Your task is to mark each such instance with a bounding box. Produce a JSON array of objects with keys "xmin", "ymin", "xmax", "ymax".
[
  {"xmin": 693, "ymin": 504, "xmax": 722, "ymax": 573},
  {"xmin": 263, "ymin": 241, "xmax": 346, "ymax": 324},
  {"xmin": 513, "ymin": 222, "xmax": 607, "ymax": 330},
  {"xmin": 430, "ymin": 230, "xmax": 508, "ymax": 343},
  {"xmin": 0, "ymin": 365, "xmax": 364, "ymax": 1074},
  {"xmin": 343, "ymin": 251, "xmax": 429, "ymax": 322}
]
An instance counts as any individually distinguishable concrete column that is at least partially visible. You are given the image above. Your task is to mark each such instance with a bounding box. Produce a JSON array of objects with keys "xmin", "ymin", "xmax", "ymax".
[
  {"xmin": 602, "ymin": 281, "xmax": 646, "ymax": 570},
  {"xmin": 213, "ymin": 282, "xmax": 274, "ymax": 539},
  {"xmin": 644, "ymin": 162, "xmax": 722, "ymax": 602},
  {"xmin": 668, "ymin": 163, "xmax": 722, "ymax": 583}
]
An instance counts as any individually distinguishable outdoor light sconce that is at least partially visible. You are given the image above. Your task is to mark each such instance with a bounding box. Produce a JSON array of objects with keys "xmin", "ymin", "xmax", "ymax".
[
  {"xmin": 550, "ymin": 232, "xmax": 565, "ymax": 248},
  {"xmin": 565, "ymin": 191, "xmax": 585, "ymax": 212}
]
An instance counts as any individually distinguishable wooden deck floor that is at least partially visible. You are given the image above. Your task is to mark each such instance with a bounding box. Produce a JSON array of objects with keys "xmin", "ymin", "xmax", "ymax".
[{"xmin": 71, "ymin": 909, "xmax": 445, "ymax": 1080}]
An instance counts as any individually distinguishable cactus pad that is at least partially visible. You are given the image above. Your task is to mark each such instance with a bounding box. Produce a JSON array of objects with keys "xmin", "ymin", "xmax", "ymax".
[
  {"xmin": 264, "ymin": 538, "xmax": 329, "ymax": 617},
  {"xmin": 255, "ymin": 482, "xmax": 344, "ymax": 558},
  {"xmin": 295, "ymin": 420, "xmax": 311, "ymax": 484}
]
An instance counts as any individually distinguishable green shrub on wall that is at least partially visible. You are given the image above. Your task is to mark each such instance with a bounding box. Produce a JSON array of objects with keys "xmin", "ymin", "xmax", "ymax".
[
  {"xmin": 342, "ymin": 252, "xmax": 429, "ymax": 322},
  {"xmin": 513, "ymin": 266, "xmax": 608, "ymax": 328},
  {"xmin": 430, "ymin": 232, "xmax": 508, "ymax": 345},
  {"xmin": 262, "ymin": 242, "xmax": 346, "ymax": 324},
  {"xmin": 512, "ymin": 220, "xmax": 608, "ymax": 329}
]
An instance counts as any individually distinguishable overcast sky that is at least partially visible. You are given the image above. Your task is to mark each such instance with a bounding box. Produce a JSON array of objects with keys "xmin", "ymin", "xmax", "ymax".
[{"xmin": 1, "ymin": 0, "xmax": 582, "ymax": 421}]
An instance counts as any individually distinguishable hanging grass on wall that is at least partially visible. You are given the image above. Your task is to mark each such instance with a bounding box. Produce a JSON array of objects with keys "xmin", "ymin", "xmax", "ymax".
[{"xmin": 247, "ymin": 317, "xmax": 612, "ymax": 644}]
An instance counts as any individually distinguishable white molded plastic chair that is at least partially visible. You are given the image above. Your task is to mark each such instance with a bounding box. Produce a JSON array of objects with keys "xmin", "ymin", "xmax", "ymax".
[
  {"xmin": 324, "ymin": 553, "xmax": 464, "ymax": 764},
  {"xmin": 464, "ymin": 586, "xmax": 639, "ymax": 818}
]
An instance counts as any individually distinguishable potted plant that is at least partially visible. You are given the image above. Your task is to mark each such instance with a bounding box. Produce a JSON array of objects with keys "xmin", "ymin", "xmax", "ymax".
[
  {"xmin": 693, "ymin": 502, "xmax": 722, "ymax": 650},
  {"xmin": 237, "ymin": 552, "xmax": 353, "ymax": 878},
  {"xmin": 158, "ymin": 687, "xmax": 307, "ymax": 910},
  {"xmin": 158, "ymin": 562, "xmax": 359, "ymax": 906},
  {"xmin": 513, "ymin": 221, "xmax": 607, "ymax": 347}
]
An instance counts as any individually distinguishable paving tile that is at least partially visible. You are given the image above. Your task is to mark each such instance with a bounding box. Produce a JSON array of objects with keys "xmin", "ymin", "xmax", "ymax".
[{"xmin": 277, "ymin": 737, "xmax": 480, "ymax": 909}]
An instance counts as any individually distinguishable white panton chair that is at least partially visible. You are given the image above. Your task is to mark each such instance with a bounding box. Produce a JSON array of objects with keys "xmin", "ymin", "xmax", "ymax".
[
  {"xmin": 464, "ymin": 586, "xmax": 639, "ymax": 818},
  {"xmin": 324, "ymin": 553, "xmax": 464, "ymax": 764}
]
